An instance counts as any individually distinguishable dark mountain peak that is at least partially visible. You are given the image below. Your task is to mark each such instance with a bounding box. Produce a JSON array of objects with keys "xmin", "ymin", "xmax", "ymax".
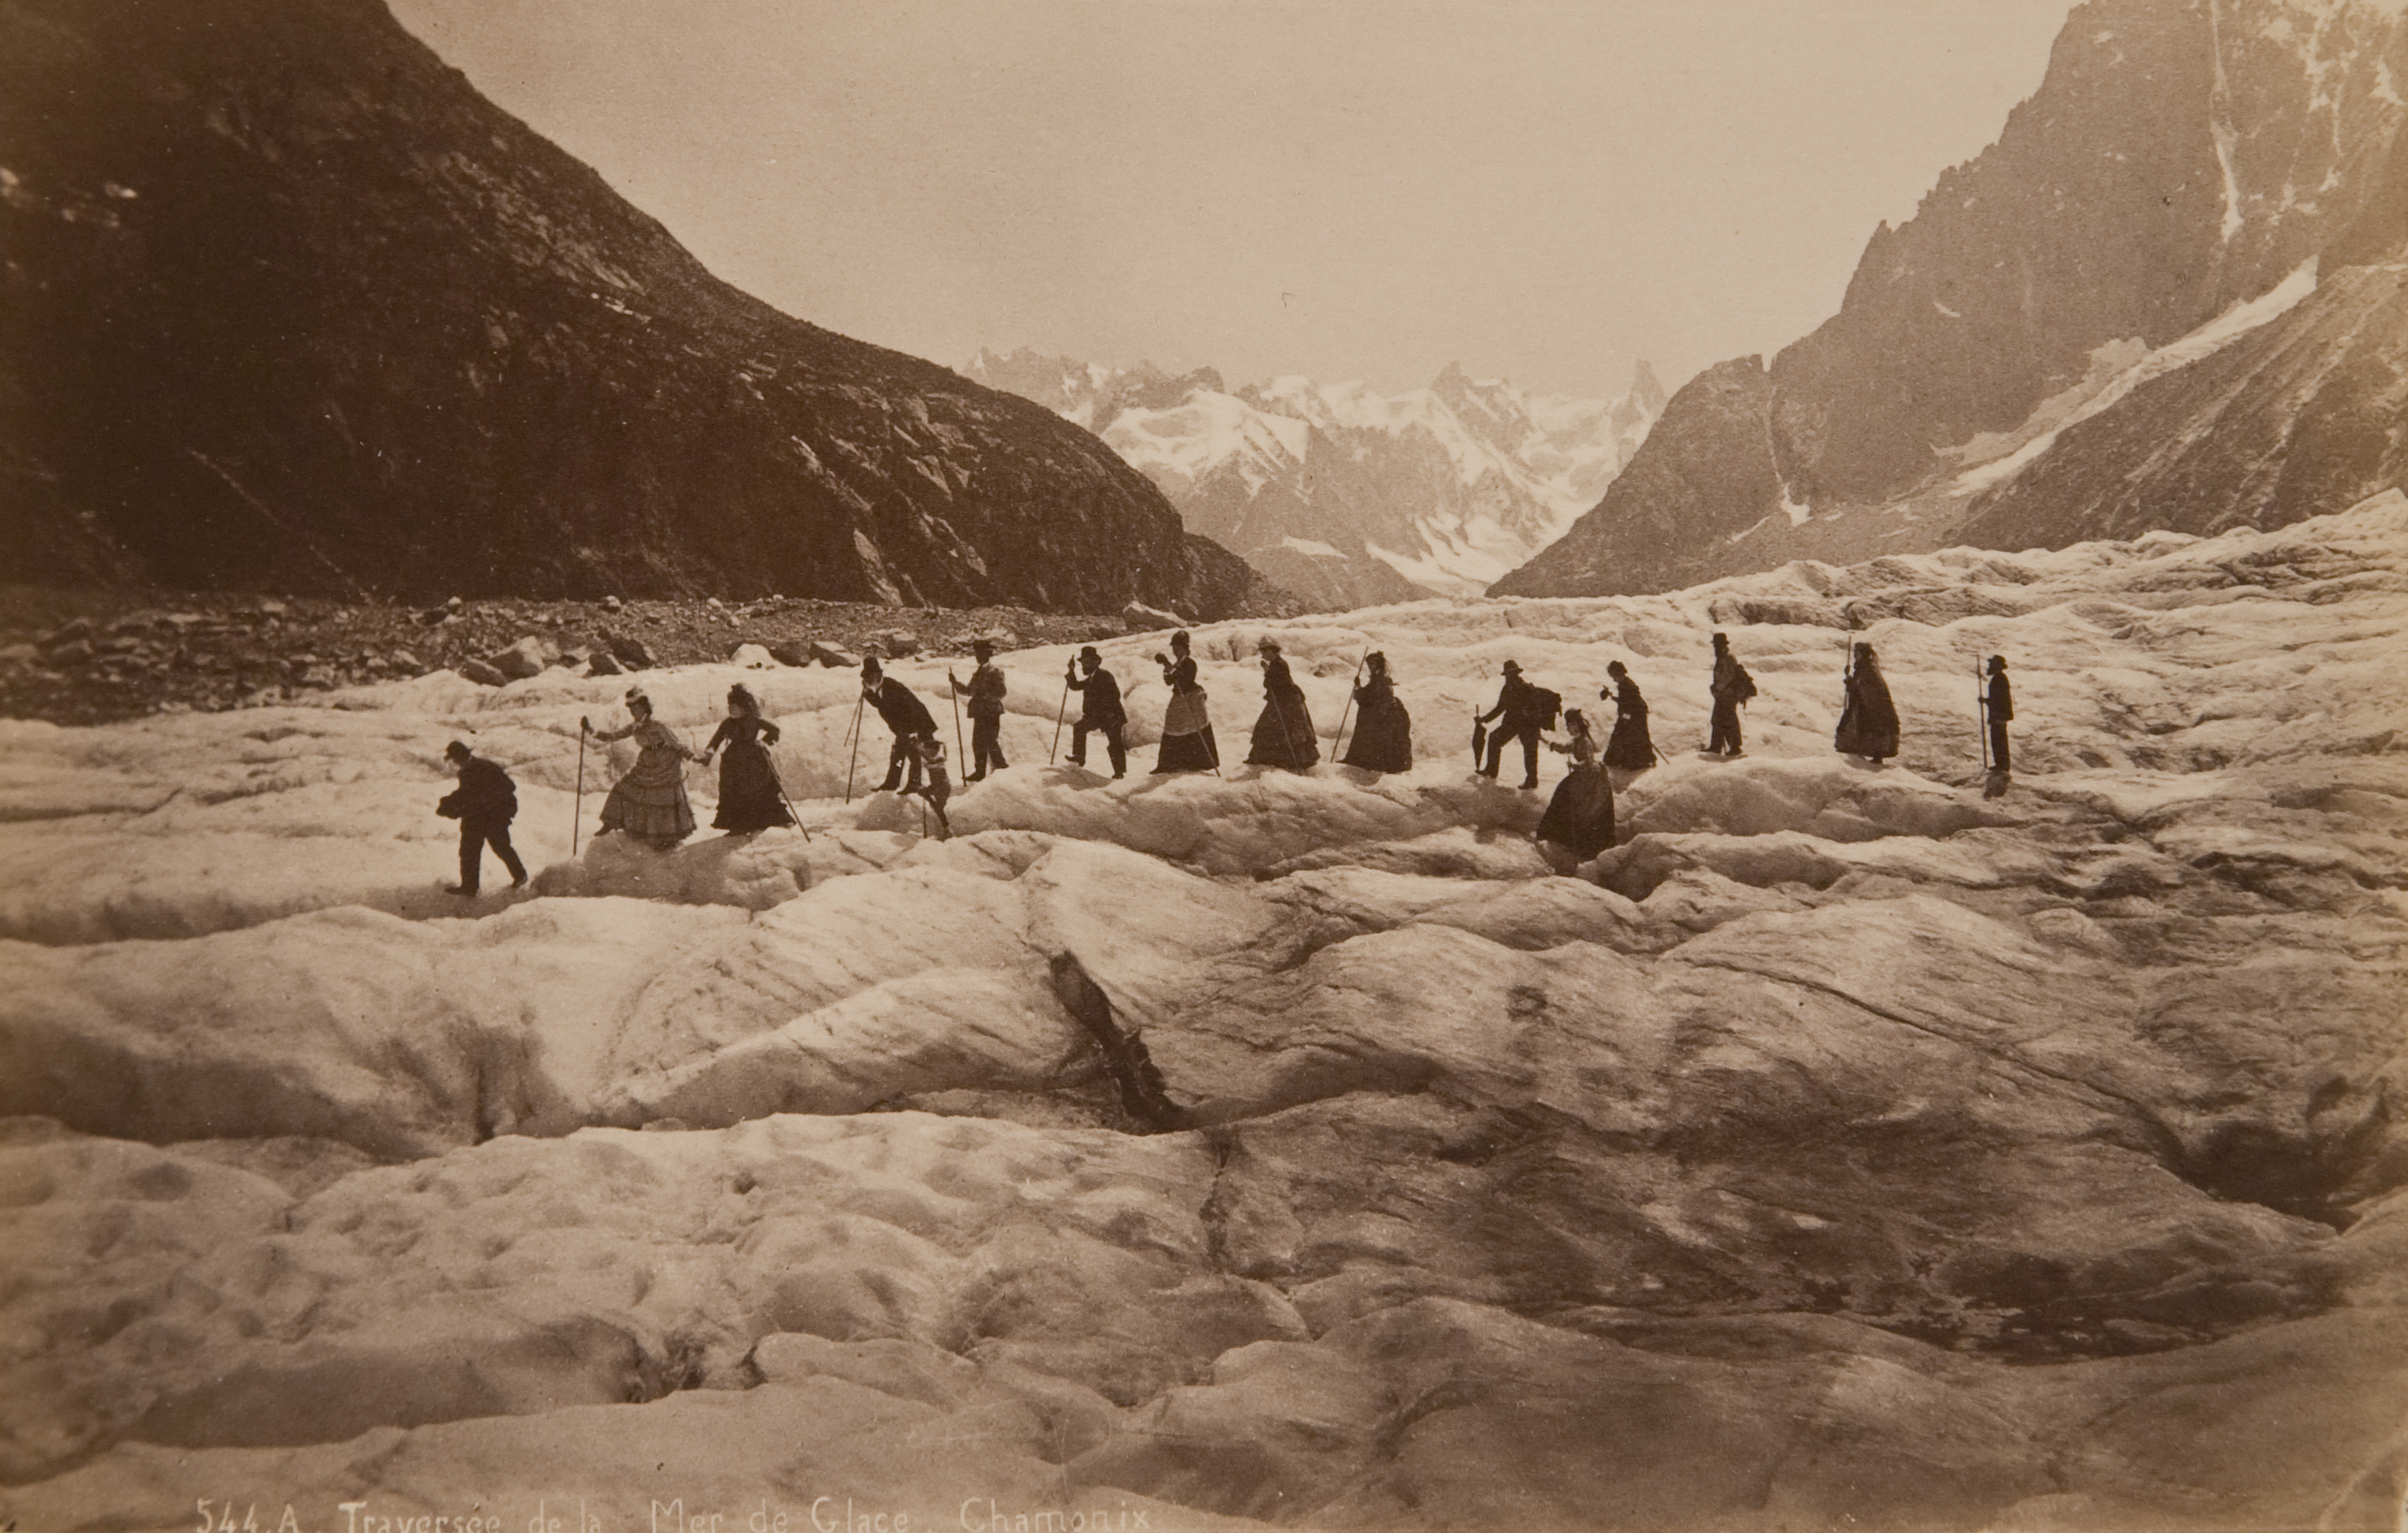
[
  {"xmin": 1, "ymin": 0, "xmax": 1293, "ymax": 619},
  {"xmin": 1496, "ymin": 0, "xmax": 2408, "ymax": 599}
]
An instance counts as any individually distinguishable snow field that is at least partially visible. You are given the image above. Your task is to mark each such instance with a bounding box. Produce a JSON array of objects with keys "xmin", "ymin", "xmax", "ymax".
[{"xmin": 3, "ymin": 495, "xmax": 2405, "ymax": 1529}]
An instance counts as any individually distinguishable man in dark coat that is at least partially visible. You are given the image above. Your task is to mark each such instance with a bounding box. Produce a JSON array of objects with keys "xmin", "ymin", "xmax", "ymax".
[
  {"xmin": 1478, "ymin": 659, "xmax": 1545, "ymax": 790},
  {"xmin": 437, "ymin": 741, "xmax": 526, "ymax": 895},
  {"xmin": 863, "ymin": 657, "xmax": 938, "ymax": 793},
  {"xmin": 950, "ymin": 638, "xmax": 1010, "ymax": 781},
  {"xmin": 1066, "ymin": 646, "xmax": 1127, "ymax": 777},
  {"xmin": 1708, "ymin": 632, "xmax": 1752, "ymax": 757},
  {"xmin": 1982, "ymin": 655, "xmax": 2013, "ymax": 798}
]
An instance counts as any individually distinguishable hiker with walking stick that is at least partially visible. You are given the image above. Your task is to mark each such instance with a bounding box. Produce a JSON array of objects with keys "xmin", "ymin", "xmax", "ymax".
[
  {"xmin": 1151, "ymin": 631, "xmax": 1218, "ymax": 774},
  {"xmin": 700, "ymin": 682, "xmax": 795, "ymax": 832},
  {"xmin": 949, "ymin": 638, "xmax": 1007, "ymax": 780},
  {"xmin": 1834, "ymin": 641, "xmax": 1901, "ymax": 765},
  {"xmin": 582, "ymin": 687, "xmax": 699, "ymax": 850},
  {"xmin": 861, "ymin": 657, "xmax": 938, "ymax": 794},
  {"xmin": 1706, "ymin": 633, "xmax": 1753, "ymax": 758},
  {"xmin": 1338, "ymin": 651, "xmax": 1412, "ymax": 773},
  {"xmin": 1244, "ymin": 637, "xmax": 1318, "ymax": 770},
  {"xmin": 1477, "ymin": 660, "xmax": 1552, "ymax": 789},
  {"xmin": 1981, "ymin": 655, "xmax": 2013, "ymax": 799},
  {"xmin": 1601, "ymin": 660, "xmax": 1655, "ymax": 772},
  {"xmin": 1064, "ymin": 646, "xmax": 1127, "ymax": 776}
]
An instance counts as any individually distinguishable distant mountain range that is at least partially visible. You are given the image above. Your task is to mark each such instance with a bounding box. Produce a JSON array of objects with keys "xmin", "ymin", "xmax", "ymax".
[
  {"xmin": 0, "ymin": 0, "xmax": 1295, "ymax": 620},
  {"xmin": 962, "ymin": 351, "xmax": 1665, "ymax": 610},
  {"xmin": 1496, "ymin": 0, "xmax": 2408, "ymax": 599}
]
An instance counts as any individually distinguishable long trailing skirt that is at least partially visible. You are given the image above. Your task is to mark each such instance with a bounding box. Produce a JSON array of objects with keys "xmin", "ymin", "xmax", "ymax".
[
  {"xmin": 712, "ymin": 741, "xmax": 794, "ymax": 832},
  {"xmin": 1535, "ymin": 763, "xmax": 1616, "ymax": 862},
  {"xmin": 1246, "ymin": 687, "xmax": 1319, "ymax": 769},
  {"xmin": 1155, "ymin": 724, "xmax": 1219, "ymax": 773},
  {"xmin": 1834, "ymin": 676, "xmax": 1901, "ymax": 760},
  {"xmin": 1603, "ymin": 705, "xmax": 1653, "ymax": 770},
  {"xmin": 1340, "ymin": 697, "xmax": 1412, "ymax": 773},
  {"xmin": 600, "ymin": 745, "xmax": 696, "ymax": 842},
  {"xmin": 1155, "ymin": 688, "xmax": 1218, "ymax": 772}
]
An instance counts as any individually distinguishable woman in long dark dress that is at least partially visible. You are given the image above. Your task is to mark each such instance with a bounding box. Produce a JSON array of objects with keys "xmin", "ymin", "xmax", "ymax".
[
  {"xmin": 584, "ymin": 688, "xmax": 700, "ymax": 849},
  {"xmin": 1245, "ymin": 637, "xmax": 1319, "ymax": 770},
  {"xmin": 1338, "ymin": 651, "xmax": 1413, "ymax": 773},
  {"xmin": 1535, "ymin": 708, "xmax": 1615, "ymax": 868},
  {"xmin": 1834, "ymin": 641, "xmax": 1902, "ymax": 763},
  {"xmin": 702, "ymin": 683, "xmax": 795, "ymax": 832},
  {"xmin": 1601, "ymin": 660, "xmax": 1653, "ymax": 771},
  {"xmin": 1152, "ymin": 630, "xmax": 1219, "ymax": 773}
]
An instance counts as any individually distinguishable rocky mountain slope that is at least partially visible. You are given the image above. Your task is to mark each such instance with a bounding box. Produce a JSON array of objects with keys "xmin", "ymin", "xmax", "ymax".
[
  {"xmin": 1497, "ymin": 0, "xmax": 2408, "ymax": 598},
  {"xmin": 0, "ymin": 0, "xmax": 1293, "ymax": 620},
  {"xmin": 3, "ymin": 490, "xmax": 2403, "ymax": 1528},
  {"xmin": 964, "ymin": 350, "xmax": 1664, "ymax": 609}
]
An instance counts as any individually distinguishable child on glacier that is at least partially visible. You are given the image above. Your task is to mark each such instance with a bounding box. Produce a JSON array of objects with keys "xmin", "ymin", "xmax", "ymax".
[{"xmin": 904, "ymin": 729, "xmax": 952, "ymax": 840}]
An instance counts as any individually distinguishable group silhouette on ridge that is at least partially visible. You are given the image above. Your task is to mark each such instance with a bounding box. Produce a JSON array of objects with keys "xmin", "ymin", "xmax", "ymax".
[{"xmin": 440, "ymin": 626, "xmax": 2018, "ymax": 888}]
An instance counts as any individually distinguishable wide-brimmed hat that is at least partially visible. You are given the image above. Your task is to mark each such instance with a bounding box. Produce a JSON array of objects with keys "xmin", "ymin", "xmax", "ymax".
[
  {"xmin": 1257, "ymin": 637, "xmax": 1281, "ymax": 653},
  {"xmin": 1501, "ymin": 659, "xmax": 1521, "ymax": 674},
  {"xmin": 624, "ymin": 687, "xmax": 651, "ymax": 709}
]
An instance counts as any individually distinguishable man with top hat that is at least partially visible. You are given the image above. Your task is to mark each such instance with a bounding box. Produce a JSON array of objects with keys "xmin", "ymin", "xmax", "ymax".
[
  {"xmin": 950, "ymin": 637, "xmax": 1010, "ymax": 781},
  {"xmin": 1477, "ymin": 659, "xmax": 1545, "ymax": 789},
  {"xmin": 1066, "ymin": 645, "xmax": 1127, "ymax": 777},
  {"xmin": 862, "ymin": 655, "xmax": 938, "ymax": 793}
]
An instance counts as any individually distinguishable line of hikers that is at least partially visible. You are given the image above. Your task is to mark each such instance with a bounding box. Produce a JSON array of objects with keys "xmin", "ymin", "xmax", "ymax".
[{"xmin": 435, "ymin": 631, "xmax": 2016, "ymax": 888}]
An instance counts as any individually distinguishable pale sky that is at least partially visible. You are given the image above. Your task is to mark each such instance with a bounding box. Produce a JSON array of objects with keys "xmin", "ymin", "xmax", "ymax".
[{"xmin": 389, "ymin": 0, "xmax": 2077, "ymax": 402}]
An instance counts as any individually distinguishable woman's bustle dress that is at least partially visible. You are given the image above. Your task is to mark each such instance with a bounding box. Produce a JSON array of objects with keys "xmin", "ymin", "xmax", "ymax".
[
  {"xmin": 707, "ymin": 715, "xmax": 795, "ymax": 832},
  {"xmin": 1603, "ymin": 676, "xmax": 1653, "ymax": 770},
  {"xmin": 594, "ymin": 717, "xmax": 698, "ymax": 844},
  {"xmin": 1153, "ymin": 655, "xmax": 1219, "ymax": 773},
  {"xmin": 1536, "ymin": 722, "xmax": 1616, "ymax": 862}
]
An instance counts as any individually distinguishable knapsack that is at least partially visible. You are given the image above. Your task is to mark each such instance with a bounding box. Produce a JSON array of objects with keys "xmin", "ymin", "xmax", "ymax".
[
  {"xmin": 1527, "ymin": 686, "xmax": 1563, "ymax": 729},
  {"xmin": 1733, "ymin": 666, "xmax": 1757, "ymax": 704}
]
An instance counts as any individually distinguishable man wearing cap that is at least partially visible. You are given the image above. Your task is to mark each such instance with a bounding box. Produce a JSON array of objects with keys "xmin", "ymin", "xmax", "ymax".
[
  {"xmin": 1066, "ymin": 645, "xmax": 1127, "ymax": 777},
  {"xmin": 950, "ymin": 638, "xmax": 1010, "ymax": 782},
  {"xmin": 863, "ymin": 656, "xmax": 938, "ymax": 793},
  {"xmin": 435, "ymin": 741, "xmax": 527, "ymax": 895},
  {"xmin": 1477, "ymin": 660, "xmax": 1544, "ymax": 790}
]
